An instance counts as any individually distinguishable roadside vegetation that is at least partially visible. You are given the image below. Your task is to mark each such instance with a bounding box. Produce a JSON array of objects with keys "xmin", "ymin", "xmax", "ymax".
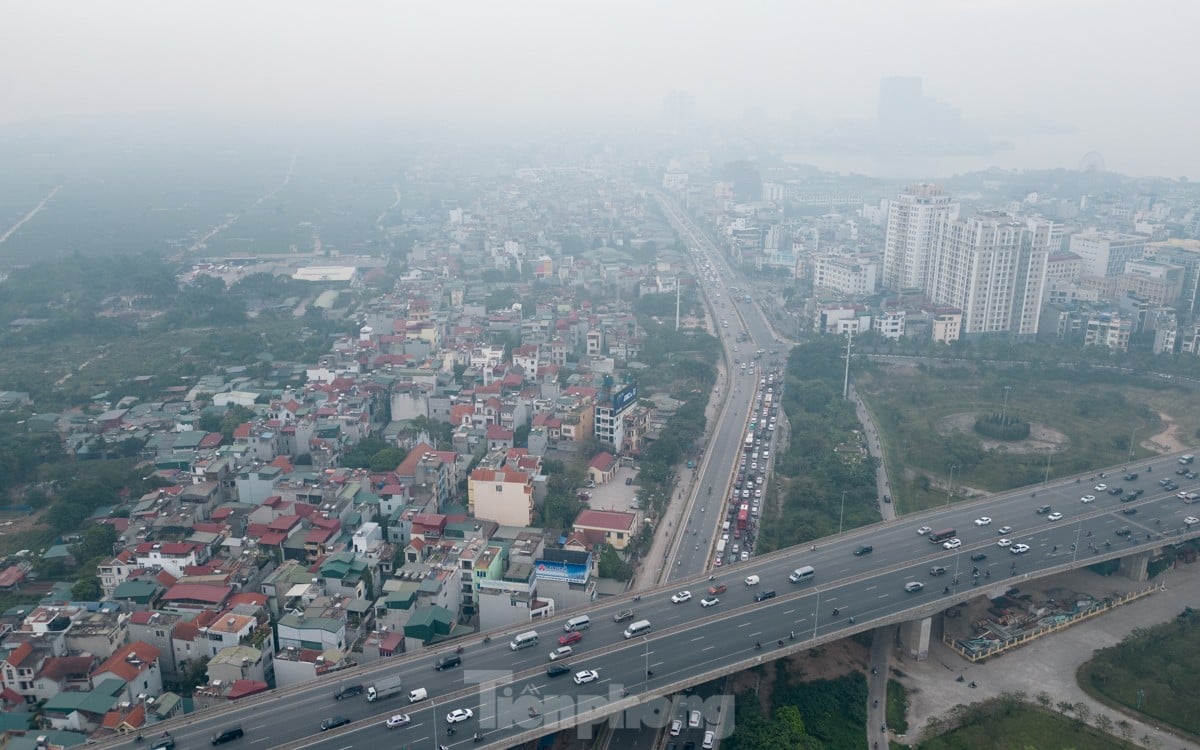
[
  {"xmin": 725, "ymin": 671, "xmax": 866, "ymax": 750},
  {"xmin": 1078, "ymin": 606, "xmax": 1200, "ymax": 738}
]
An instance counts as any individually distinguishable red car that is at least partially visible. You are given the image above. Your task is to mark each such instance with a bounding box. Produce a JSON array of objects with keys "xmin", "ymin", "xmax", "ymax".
[{"xmin": 558, "ymin": 631, "xmax": 583, "ymax": 646}]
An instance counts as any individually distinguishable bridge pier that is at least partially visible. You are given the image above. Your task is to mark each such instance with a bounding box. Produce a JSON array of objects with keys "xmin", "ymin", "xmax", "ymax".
[
  {"xmin": 1118, "ymin": 549, "xmax": 1151, "ymax": 581},
  {"xmin": 901, "ymin": 616, "xmax": 932, "ymax": 661}
]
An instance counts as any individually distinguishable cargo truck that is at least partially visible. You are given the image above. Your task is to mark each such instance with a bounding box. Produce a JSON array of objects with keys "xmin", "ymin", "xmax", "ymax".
[{"xmin": 366, "ymin": 674, "xmax": 404, "ymax": 702}]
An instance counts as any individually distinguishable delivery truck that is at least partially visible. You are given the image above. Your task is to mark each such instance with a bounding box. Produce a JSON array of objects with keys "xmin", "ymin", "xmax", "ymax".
[{"xmin": 366, "ymin": 674, "xmax": 404, "ymax": 702}]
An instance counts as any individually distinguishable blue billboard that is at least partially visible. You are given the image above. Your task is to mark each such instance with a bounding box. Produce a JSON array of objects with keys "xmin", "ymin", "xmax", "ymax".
[{"xmin": 611, "ymin": 385, "xmax": 637, "ymax": 414}]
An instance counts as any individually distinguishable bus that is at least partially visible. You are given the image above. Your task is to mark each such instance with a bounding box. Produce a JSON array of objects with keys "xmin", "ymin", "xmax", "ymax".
[
  {"xmin": 736, "ymin": 504, "xmax": 750, "ymax": 530},
  {"xmin": 928, "ymin": 528, "xmax": 957, "ymax": 543}
]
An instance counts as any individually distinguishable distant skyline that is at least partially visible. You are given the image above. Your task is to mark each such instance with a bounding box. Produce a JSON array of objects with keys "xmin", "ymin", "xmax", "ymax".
[{"xmin": 2, "ymin": 1, "xmax": 1198, "ymax": 178}]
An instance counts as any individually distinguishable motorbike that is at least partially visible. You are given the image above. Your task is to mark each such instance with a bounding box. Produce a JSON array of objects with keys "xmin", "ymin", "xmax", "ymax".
[
  {"xmin": 482, "ymin": 635, "xmax": 491, "ymax": 644},
  {"xmin": 529, "ymin": 707, "xmax": 539, "ymax": 718},
  {"xmin": 474, "ymin": 732, "xmax": 485, "ymax": 743},
  {"xmin": 754, "ymin": 641, "xmax": 762, "ymax": 650},
  {"xmin": 455, "ymin": 646, "xmax": 464, "ymax": 655},
  {"xmin": 831, "ymin": 608, "xmax": 840, "ymax": 617}
]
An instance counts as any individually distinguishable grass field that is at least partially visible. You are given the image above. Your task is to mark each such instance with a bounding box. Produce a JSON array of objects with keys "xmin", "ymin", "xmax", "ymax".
[
  {"xmin": 854, "ymin": 359, "xmax": 1200, "ymax": 514},
  {"xmin": 1078, "ymin": 608, "xmax": 1200, "ymax": 739},
  {"xmin": 915, "ymin": 697, "xmax": 1141, "ymax": 750}
]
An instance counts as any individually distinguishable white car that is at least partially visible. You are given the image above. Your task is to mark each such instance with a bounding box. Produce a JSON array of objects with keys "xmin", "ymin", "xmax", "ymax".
[
  {"xmin": 1010, "ymin": 543, "xmax": 1031, "ymax": 554},
  {"xmin": 671, "ymin": 591, "xmax": 692, "ymax": 604},
  {"xmin": 1080, "ymin": 495, "xmax": 1096, "ymax": 503},
  {"xmin": 974, "ymin": 517, "xmax": 992, "ymax": 526},
  {"xmin": 385, "ymin": 714, "xmax": 411, "ymax": 729},
  {"xmin": 1094, "ymin": 483, "xmax": 1107, "ymax": 492},
  {"xmin": 904, "ymin": 581, "xmax": 925, "ymax": 593},
  {"xmin": 573, "ymin": 669, "xmax": 599, "ymax": 685},
  {"xmin": 997, "ymin": 526, "xmax": 1013, "ymax": 534},
  {"xmin": 917, "ymin": 526, "xmax": 932, "ymax": 535},
  {"xmin": 549, "ymin": 646, "xmax": 573, "ymax": 661},
  {"xmin": 744, "ymin": 575, "xmax": 760, "ymax": 586},
  {"xmin": 1047, "ymin": 512, "xmax": 1063, "ymax": 521},
  {"xmin": 700, "ymin": 596, "xmax": 720, "ymax": 608},
  {"xmin": 942, "ymin": 538, "xmax": 962, "ymax": 550},
  {"xmin": 1184, "ymin": 516, "xmax": 1198, "ymax": 526},
  {"xmin": 997, "ymin": 538, "xmax": 1012, "ymax": 547},
  {"xmin": 446, "ymin": 708, "xmax": 474, "ymax": 724}
]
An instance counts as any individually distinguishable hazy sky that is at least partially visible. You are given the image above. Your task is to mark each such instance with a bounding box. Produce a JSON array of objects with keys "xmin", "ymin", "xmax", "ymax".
[{"xmin": 3, "ymin": 1, "xmax": 1198, "ymax": 176}]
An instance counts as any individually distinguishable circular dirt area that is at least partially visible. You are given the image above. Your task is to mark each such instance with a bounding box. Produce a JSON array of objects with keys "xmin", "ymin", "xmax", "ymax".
[{"xmin": 935, "ymin": 412, "xmax": 1070, "ymax": 453}]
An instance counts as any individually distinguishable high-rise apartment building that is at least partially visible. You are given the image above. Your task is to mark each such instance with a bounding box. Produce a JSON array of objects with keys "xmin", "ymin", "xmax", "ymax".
[
  {"xmin": 882, "ymin": 184, "xmax": 959, "ymax": 291},
  {"xmin": 1069, "ymin": 231, "xmax": 1146, "ymax": 278},
  {"xmin": 926, "ymin": 212, "xmax": 1051, "ymax": 336}
]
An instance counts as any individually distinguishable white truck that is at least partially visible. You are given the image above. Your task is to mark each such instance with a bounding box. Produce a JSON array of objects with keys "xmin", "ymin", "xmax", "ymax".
[{"xmin": 366, "ymin": 674, "xmax": 404, "ymax": 702}]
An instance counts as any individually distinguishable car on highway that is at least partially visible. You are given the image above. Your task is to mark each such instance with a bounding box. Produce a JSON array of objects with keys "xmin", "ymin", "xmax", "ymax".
[
  {"xmin": 1036, "ymin": 505, "xmax": 1052, "ymax": 514},
  {"xmin": 446, "ymin": 708, "xmax": 474, "ymax": 724},
  {"xmin": 1109, "ymin": 486, "xmax": 1124, "ymax": 496},
  {"xmin": 385, "ymin": 714, "xmax": 411, "ymax": 729},
  {"xmin": 613, "ymin": 609, "xmax": 635, "ymax": 623},
  {"xmin": 1165, "ymin": 481, "xmax": 1180, "ymax": 491},
  {"xmin": 917, "ymin": 526, "xmax": 932, "ymax": 535},
  {"xmin": 547, "ymin": 663, "xmax": 571, "ymax": 677},
  {"xmin": 754, "ymin": 590, "xmax": 776, "ymax": 602},
  {"xmin": 549, "ymin": 646, "xmax": 573, "ymax": 661},
  {"xmin": 744, "ymin": 575, "xmax": 760, "ymax": 586},
  {"xmin": 997, "ymin": 538, "xmax": 1012, "ymax": 547},
  {"xmin": 435, "ymin": 654, "xmax": 461, "ymax": 671},
  {"xmin": 1184, "ymin": 516, "xmax": 1198, "ymax": 526},
  {"xmin": 1094, "ymin": 483, "xmax": 1107, "ymax": 491},
  {"xmin": 150, "ymin": 739, "xmax": 175, "ymax": 750},
  {"xmin": 1124, "ymin": 472, "xmax": 1139, "ymax": 481},
  {"xmin": 1122, "ymin": 508, "xmax": 1138, "ymax": 516},
  {"xmin": 942, "ymin": 538, "xmax": 962, "ymax": 550},
  {"xmin": 1115, "ymin": 527, "xmax": 1133, "ymax": 538},
  {"xmin": 573, "ymin": 670, "xmax": 600, "ymax": 685},
  {"xmin": 974, "ymin": 517, "xmax": 992, "ymax": 526},
  {"xmin": 904, "ymin": 581, "xmax": 925, "ymax": 593},
  {"xmin": 700, "ymin": 596, "xmax": 720, "ymax": 607},
  {"xmin": 1047, "ymin": 512, "xmax": 1063, "ymax": 521},
  {"xmin": 929, "ymin": 565, "xmax": 948, "ymax": 576},
  {"xmin": 853, "ymin": 545, "xmax": 874, "ymax": 556},
  {"xmin": 708, "ymin": 583, "xmax": 727, "ymax": 595},
  {"xmin": 670, "ymin": 719, "xmax": 684, "ymax": 736},
  {"xmin": 1080, "ymin": 495, "xmax": 1096, "ymax": 503},
  {"xmin": 1010, "ymin": 543, "xmax": 1031, "ymax": 554},
  {"xmin": 997, "ymin": 526, "xmax": 1013, "ymax": 534},
  {"xmin": 671, "ymin": 591, "xmax": 692, "ymax": 604},
  {"xmin": 970, "ymin": 552, "xmax": 988, "ymax": 562},
  {"xmin": 559, "ymin": 631, "xmax": 583, "ymax": 646},
  {"xmin": 320, "ymin": 716, "xmax": 351, "ymax": 731}
]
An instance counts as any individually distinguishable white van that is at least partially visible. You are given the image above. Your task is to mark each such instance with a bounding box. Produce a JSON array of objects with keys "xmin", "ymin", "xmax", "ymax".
[
  {"xmin": 408, "ymin": 687, "xmax": 427, "ymax": 703},
  {"xmin": 564, "ymin": 615, "xmax": 591, "ymax": 632},
  {"xmin": 744, "ymin": 575, "xmax": 760, "ymax": 586},
  {"xmin": 789, "ymin": 565, "xmax": 815, "ymax": 583},
  {"xmin": 510, "ymin": 630, "xmax": 539, "ymax": 651},
  {"xmin": 623, "ymin": 619, "xmax": 652, "ymax": 639}
]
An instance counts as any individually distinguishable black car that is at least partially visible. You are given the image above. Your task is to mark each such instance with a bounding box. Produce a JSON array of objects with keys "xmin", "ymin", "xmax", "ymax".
[
  {"xmin": 1120, "ymin": 494, "xmax": 1137, "ymax": 503},
  {"xmin": 211, "ymin": 726, "xmax": 244, "ymax": 746},
  {"xmin": 1122, "ymin": 508, "xmax": 1139, "ymax": 516},
  {"xmin": 853, "ymin": 545, "xmax": 874, "ymax": 557},
  {"xmin": 1129, "ymin": 488, "xmax": 1144, "ymax": 498},
  {"xmin": 1115, "ymin": 527, "xmax": 1133, "ymax": 537},
  {"xmin": 929, "ymin": 565, "xmax": 948, "ymax": 577},
  {"xmin": 1108, "ymin": 486, "xmax": 1124, "ymax": 495},
  {"xmin": 546, "ymin": 663, "xmax": 571, "ymax": 677},
  {"xmin": 151, "ymin": 739, "xmax": 176, "ymax": 750},
  {"xmin": 1124, "ymin": 472, "xmax": 1139, "ymax": 481},
  {"xmin": 1036, "ymin": 505, "xmax": 1052, "ymax": 514},
  {"xmin": 332, "ymin": 683, "xmax": 364, "ymax": 701},
  {"xmin": 754, "ymin": 590, "xmax": 777, "ymax": 602},
  {"xmin": 320, "ymin": 716, "xmax": 351, "ymax": 731},
  {"xmin": 435, "ymin": 654, "xmax": 462, "ymax": 671},
  {"xmin": 1165, "ymin": 482, "xmax": 1180, "ymax": 491},
  {"xmin": 970, "ymin": 552, "xmax": 987, "ymax": 562},
  {"xmin": 1177, "ymin": 468, "xmax": 1190, "ymax": 476}
]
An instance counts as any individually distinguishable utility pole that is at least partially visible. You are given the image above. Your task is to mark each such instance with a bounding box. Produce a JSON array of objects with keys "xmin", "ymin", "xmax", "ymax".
[{"xmin": 675, "ymin": 278, "xmax": 681, "ymax": 331}]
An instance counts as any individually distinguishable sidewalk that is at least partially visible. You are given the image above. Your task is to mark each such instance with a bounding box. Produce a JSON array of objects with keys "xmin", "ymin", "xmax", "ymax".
[{"xmin": 895, "ymin": 565, "xmax": 1200, "ymax": 749}]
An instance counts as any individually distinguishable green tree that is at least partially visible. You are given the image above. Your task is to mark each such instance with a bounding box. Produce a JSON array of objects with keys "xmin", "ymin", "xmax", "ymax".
[
  {"xmin": 369, "ymin": 447, "xmax": 405, "ymax": 472},
  {"xmin": 218, "ymin": 405, "xmax": 256, "ymax": 442},
  {"xmin": 71, "ymin": 574, "xmax": 102, "ymax": 601},
  {"xmin": 72, "ymin": 523, "xmax": 118, "ymax": 565},
  {"xmin": 597, "ymin": 545, "xmax": 631, "ymax": 581}
]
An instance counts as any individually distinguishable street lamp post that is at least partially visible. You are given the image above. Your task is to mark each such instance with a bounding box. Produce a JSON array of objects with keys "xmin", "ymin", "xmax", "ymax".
[
  {"xmin": 947, "ymin": 466, "xmax": 958, "ymax": 505},
  {"xmin": 1129, "ymin": 426, "xmax": 1140, "ymax": 461},
  {"xmin": 1044, "ymin": 450, "xmax": 1053, "ymax": 484},
  {"xmin": 1001, "ymin": 386, "xmax": 1012, "ymax": 425},
  {"xmin": 839, "ymin": 490, "xmax": 847, "ymax": 534}
]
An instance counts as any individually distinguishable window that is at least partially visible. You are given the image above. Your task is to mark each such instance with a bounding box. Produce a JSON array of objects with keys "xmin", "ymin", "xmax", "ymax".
[{"xmin": 495, "ymin": 485, "xmax": 503, "ymax": 492}]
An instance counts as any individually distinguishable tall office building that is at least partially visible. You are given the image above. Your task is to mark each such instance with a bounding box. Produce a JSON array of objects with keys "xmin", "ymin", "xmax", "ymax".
[
  {"xmin": 927, "ymin": 212, "xmax": 1052, "ymax": 336},
  {"xmin": 882, "ymin": 183, "xmax": 959, "ymax": 291}
]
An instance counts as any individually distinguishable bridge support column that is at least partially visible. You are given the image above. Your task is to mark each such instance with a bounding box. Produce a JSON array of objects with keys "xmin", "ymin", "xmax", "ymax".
[
  {"xmin": 1118, "ymin": 550, "xmax": 1151, "ymax": 581},
  {"xmin": 902, "ymin": 616, "xmax": 932, "ymax": 661}
]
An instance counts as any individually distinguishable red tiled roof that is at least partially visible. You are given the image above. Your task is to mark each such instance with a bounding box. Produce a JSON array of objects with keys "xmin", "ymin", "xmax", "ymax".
[
  {"xmin": 228, "ymin": 679, "xmax": 270, "ymax": 700},
  {"xmin": 587, "ymin": 452, "xmax": 616, "ymax": 472},
  {"xmin": 39, "ymin": 655, "xmax": 94, "ymax": 681},
  {"xmin": 163, "ymin": 583, "xmax": 232, "ymax": 605},
  {"xmin": 6, "ymin": 642, "xmax": 33, "ymax": 668},
  {"xmin": 0, "ymin": 566, "xmax": 27, "ymax": 588},
  {"xmin": 94, "ymin": 641, "xmax": 161, "ymax": 682},
  {"xmin": 573, "ymin": 508, "xmax": 637, "ymax": 532}
]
